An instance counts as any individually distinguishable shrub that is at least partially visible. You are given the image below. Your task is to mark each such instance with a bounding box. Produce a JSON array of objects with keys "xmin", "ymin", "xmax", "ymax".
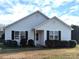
[
  {"xmin": 69, "ymin": 40, "xmax": 77, "ymax": 48},
  {"xmin": 0, "ymin": 34, "xmax": 5, "ymax": 43},
  {"xmin": 54, "ymin": 40, "xmax": 61, "ymax": 48},
  {"xmin": 20, "ymin": 38, "xmax": 27, "ymax": 47},
  {"xmin": 45, "ymin": 40, "xmax": 76, "ymax": 48},
  {"xmin": 28, "ymin": 39, "xmax": 35, "ymax": 47},
  {"xmin": 4, "ymin": 40, "xmax": 11, "ymax": 46},
  {"xmin": 11, "ymin": 41, "xmax": 18, "ymax": 47},
  {"xmin": 45, "ymin": 40, "xmax": 61, "ymax": 48},
  {"xmin": 60, "ymin": 40, "xmax": 69, "ymax": 48},
  {"xmin": 4, "ymin": 40, "xmax": 18, "ymax": 47},
  {"xmin": 45, "ymin": 40, "xmax": 51, "ymax": 48}
]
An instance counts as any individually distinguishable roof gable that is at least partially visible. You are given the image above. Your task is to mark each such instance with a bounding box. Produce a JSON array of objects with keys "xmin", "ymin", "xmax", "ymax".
[
  {"xmin": 6, "ymin": 10, "xmax": 49, "ymax": 28},
  {"xmin": 34, "ymin": 16, "xmax": 73, "ymax": 30},
  {"xmin": 52, "ymin": 16, "xmax": 73, "ymax": 30}
]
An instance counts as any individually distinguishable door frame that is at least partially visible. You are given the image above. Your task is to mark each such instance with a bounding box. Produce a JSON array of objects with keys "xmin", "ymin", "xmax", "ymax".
[{"xmin": 35, "ymin": 30, "xmax": 44, "ymax": 46}]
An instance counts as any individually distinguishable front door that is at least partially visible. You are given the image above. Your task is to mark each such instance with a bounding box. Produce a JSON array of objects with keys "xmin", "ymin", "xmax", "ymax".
[{"xmin": 35, "ymin": 30, "xmax": 44, "ymax": 46}]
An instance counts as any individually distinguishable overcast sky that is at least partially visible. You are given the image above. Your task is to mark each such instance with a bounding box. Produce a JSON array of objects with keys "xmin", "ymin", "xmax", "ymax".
[{"xmin": 0, "ymin": 0, "xmax": 79, "ymax": 25}]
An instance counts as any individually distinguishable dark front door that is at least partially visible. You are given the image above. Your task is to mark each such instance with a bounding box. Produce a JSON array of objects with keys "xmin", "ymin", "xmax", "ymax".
[{"xmin": 20, "ymin": 31, "xmax": 28, "ymax": 47}]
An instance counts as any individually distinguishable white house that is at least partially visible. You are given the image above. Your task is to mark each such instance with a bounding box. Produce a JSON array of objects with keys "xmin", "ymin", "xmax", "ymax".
[{"xmin": 5, "ymin": 11, "xmax": 72, "ymax": 46}]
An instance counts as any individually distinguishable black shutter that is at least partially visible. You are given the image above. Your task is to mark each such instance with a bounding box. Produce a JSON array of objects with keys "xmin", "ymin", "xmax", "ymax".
[
  {"xmin": 47, "ymin": 31, "xmax": 49, "ymax": 40},
  {"xmin": 59, "ymin": 31, "xmax": 61, "ymax": 40},
  {"xmin": 36, "ymin": 33, "xmax": 38, "ymax": 40},
  {"xmin": 12, "ymin": 31, "xmax": 14, "ymax": 40},
  {"xmin": 26, "ymin": 31, "xmax": 28, "ymax": 40}
]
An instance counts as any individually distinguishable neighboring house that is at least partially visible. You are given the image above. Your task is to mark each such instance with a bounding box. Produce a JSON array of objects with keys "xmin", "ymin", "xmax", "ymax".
[
  {"xmin": 0, "ymin": 24, "xmax": 5, "ymax": 42},
  {"xmin": 5, "ymin": 11, "xmax": 72, "ymax": 46},
  {"xmin": 71, "ymin": 25, "xmax": 79, "ymax": 44},
  {"xmin": 0, "ymin": 24, "xmax": 5, "ymax": 37}
]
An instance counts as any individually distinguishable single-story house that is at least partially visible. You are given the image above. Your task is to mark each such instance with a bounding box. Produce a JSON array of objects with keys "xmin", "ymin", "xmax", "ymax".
[{"xmin": 5, "ymin": 11, "xmax": 72, "ymax": 46}]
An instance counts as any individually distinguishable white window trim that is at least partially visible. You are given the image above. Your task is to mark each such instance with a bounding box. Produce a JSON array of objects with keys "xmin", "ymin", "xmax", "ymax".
[
  {"xmin": 14, "ymin": 31, "xmax": 20, "ymax": 40},
  {"xmin": 49, "ymin": 31, "xmax": 59, "ymax": 40},
  {"xmin": 14, "ymin": 31, "xmax": 26, "ymax": 40}
]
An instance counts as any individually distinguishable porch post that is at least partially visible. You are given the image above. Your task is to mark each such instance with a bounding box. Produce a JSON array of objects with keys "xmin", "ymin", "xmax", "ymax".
[
  {"xmin": 44, "ymin": 30, "xmax": 46, "ymax": 46},
  {"xmin": 34, "ymin": 29, "xmax": 36, "ymax": 46}
]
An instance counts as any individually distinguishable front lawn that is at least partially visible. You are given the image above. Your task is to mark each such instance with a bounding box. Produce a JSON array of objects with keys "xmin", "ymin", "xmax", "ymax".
[{"xmin": 0, "ymin": 43, "xmax": 79, "ymax": 59}]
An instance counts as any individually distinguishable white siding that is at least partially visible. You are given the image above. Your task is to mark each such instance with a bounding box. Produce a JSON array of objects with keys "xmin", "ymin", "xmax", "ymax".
[
  {"xmin": 36, "ymin": 18, "xmax": 71, "ymax": 41},
  {"xmin": 5, "ymin": 12, "xmax": 48, "ymax": 44},
  {"xmin": 5, "ymin": 12, "xmax": 71, "ymax": 46}
]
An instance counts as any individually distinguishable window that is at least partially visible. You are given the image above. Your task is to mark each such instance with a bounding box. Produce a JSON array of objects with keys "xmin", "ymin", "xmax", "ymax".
[
  {"xmin": 12, "ymin": 31, "xmax": 28, "ymax": 40},
  {"xmin": 49, "ymin": 31, "xmax": 53, "ymax": 40},
  {"xmin": 20, "ymin": 31, "xmax": 26, "ymax": 39},
  {"xmin": 49, "ymin": 31, "xmax": 59, "ymax": 40},
  {"xmin": 14, "ymin": 31, "xmax": 19, "ymax": 39}
]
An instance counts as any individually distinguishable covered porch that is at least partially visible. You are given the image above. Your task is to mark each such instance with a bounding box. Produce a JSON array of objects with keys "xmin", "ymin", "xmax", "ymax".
[{"xmin": 34, "ymin": 29, "xmax": 46, "ymax": 46}]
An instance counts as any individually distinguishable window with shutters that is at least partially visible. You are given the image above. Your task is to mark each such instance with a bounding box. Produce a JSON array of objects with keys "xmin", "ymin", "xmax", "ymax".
[
  {"xmin": 20, "ymin": 31, "xmax": 26, "ymax": 39},
  {"xmin": 49, "ymin": 31, "xmax": 59, "ymax": 40},
  {"xmin": 14, "ymin": 31, "xmax": 19, "ymax": 39},
  {"xmin": 13, "ymin": 31, "xmax": 27, "ymax": 40}
]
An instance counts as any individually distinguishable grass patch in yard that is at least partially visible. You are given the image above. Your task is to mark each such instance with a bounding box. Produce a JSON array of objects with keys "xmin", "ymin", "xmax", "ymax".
[
  {"xmin": 42, "ymin": 55, "xmax": 79, "ymax": 59},
  {"xmin": 0, "ymin": 43, "xmax": 79, "ymax": 59}
]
